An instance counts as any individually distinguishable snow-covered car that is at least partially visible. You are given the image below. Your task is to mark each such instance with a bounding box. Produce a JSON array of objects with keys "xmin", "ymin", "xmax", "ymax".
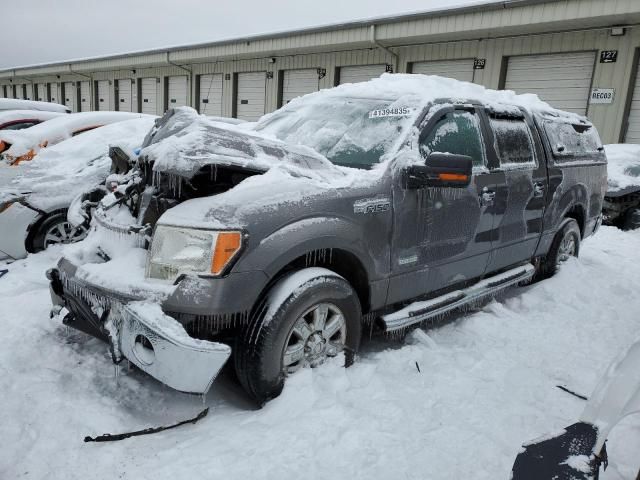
[
  {"xmin": 0, "ymin": 110, "xmax": 65, "ymax": 131},
  {"xmin": 0, "ymin": 98, "xmax": 71, "ymax": 114},
  {"xmin": 0, "ymin": 111, "xmax": 148, "ymax": 165},
  {"xmin": 0, "ymin": 116, "xmax": 156, "ymax": 260},
  {"xmin": 602, "ymin": 144, "xmax": 640, "ymax": 230},
  {"xmin": 49, "ymin": 75, "xmax": 606, "ymax": 405}
]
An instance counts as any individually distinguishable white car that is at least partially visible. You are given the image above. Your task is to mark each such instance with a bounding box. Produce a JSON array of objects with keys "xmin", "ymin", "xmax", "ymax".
[
  {"xmin": 0, "ymin": 111, "xmax": 148, "ymax": 165},
  {"xmin": 0, "ymin": 116, "xmax": 156, "ymax": 260},
  {"xmin": 0, "ymin": 110, "xmax": 65, "ymax": 131},
  {"xmin": 0, "ymin": 98, "xmax": 71, "ymax": 114}
]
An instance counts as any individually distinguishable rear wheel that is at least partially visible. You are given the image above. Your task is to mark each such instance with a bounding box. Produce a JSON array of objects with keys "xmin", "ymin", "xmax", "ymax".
[
  {"xmin": 31, "ymin": 212, "xmax": 88, "ymax": 253},
  {"xmin": 235, "ymin": 268, "xmax": 362, "ymax": 406},
  {"xmin": 538, "ymin": 218, "xmax": 581, "ymax": 279}
]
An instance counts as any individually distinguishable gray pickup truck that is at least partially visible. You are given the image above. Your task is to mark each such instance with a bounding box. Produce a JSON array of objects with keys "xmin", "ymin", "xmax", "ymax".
[{"xmin": 49, "ymin": 75, "xmax": 607, "ymax": 405}]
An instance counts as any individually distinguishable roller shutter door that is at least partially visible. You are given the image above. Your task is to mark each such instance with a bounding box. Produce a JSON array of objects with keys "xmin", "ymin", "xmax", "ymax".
[
  {"xmin": 96, "ymin": 81, "xmax": 111, "ymax": 110},
  {"xmin": 282, "ymin": 69, "xmax": 319, "ymax": 105},
  {"xmin": 117, "ymin": 79, "xmax": 133, "ymax": 112},
  {"xmin": 36, "ymin": 83, "xmax": 48, "ymax": 102},
  {"xmin": 198, "ymin": 74, "xmax": 223, "ymax": 115},
  {"xmin": 167, "ymin": 75, "xmax": 188, "ymax": 109},
  {"xmin": 7, "ymin": 85, "xmax": 15, "ymax": 99},
  {"xmin": 624, "ymin": 67, "xmax": 640, "ymax": 143},
  {"xmin": 412, "ymin": 59, "xmax": 475, "ymax": 82},
  {"xmin": 79, "ymin": 81, "xmax": 91, "ymax": 111},
  {"xmin": 49, "ymin": 83, "xmax": 60, "ymax": 104},
  {"xmin": 339, "ymin": 65, "xmax": 385, "ymax": 84},
  {"xmin": 141, "ymin": 78, "xmax": 159, "ymax": 115},
  {"xmin": 236, "ymin": 72, "xmax": 266, "ymax": 121},
  {"xmin": 15, "ymin": 84, "xmax": 25, "ymax": 99},
  {"xmin": 504, "ymin": 52, "xmax": 595, "ymax": 115},
  {"xmin": 25, "ymin": 84, "xmax": 34, "ymax": 100},
  {"xmin": 63, "ymin": 82, "xmax": 76, "ymax": 111}
]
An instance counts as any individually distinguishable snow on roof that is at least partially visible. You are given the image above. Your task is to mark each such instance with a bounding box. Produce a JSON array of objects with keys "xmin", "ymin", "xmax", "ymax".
[
  {"xmin": 0, "ymin": 110, "xmax": 64, "ymax": 127},
  {"xmin": 0, "ymin": 98, "xmax": 70, "ymax": 113},
  {"xmin": 2, "ymin": 117, "xmax": 157, "ymax": 209},
  {"xmin": 605, "ymin": 144, "xmax": 640, "ymax": 193},
  {"xmin": 0, "ymin": 111, "xmax": 153, "ymax": 160}
]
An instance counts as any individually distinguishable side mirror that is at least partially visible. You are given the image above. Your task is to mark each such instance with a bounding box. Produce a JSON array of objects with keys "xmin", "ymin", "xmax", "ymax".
[{"xmin": 405, "ymin": 153, "xmax": 473, "ymax": 189}]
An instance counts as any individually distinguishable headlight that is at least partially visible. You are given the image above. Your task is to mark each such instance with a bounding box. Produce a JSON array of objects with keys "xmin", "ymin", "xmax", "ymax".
[{"xmin": 146, "ymin": 225, "xmax": 243, "ymax": 281}]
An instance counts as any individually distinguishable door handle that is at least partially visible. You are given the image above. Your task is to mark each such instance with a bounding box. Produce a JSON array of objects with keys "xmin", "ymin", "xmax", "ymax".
[
  {"xmin": 480, "ymin": 187, "xmax": 495, "ymax": 206},
  {"xmin": 533, "ymin": 182, "xmax": 545, "ymax": 198}
]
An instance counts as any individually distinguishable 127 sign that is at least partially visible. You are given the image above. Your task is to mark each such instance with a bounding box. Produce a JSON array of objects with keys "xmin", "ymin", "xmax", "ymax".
[{"xmin": 600, "ymin": 50, "xmax": 618, "ymax": 63}]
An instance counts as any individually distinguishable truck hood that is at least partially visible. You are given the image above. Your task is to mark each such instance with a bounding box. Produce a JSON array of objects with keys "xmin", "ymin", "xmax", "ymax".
[{"xmin": 139, "ymin": 107, "xmax": 335, "ymax": 179}]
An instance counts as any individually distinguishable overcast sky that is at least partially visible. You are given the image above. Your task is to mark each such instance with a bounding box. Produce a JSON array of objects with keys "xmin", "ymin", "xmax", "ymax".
[{"xmin": 0, "ymin": 0, "xmax": 496, "ymax": 69}]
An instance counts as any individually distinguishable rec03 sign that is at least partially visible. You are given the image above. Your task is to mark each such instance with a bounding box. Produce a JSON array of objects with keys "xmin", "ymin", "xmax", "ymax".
[{"xmin": 590, "ymin": 88, "xmax": 615, "ymax": 104}]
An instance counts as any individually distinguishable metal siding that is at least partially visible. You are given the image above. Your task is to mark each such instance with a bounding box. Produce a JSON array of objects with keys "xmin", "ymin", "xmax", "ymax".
[
  {"xmin": 198, "ymin": 73, "xmax": 223, "ymax": 115},
  {"xmin": 236, "ymin": 72, "xmax": 266, "ymax": 121},
  {"xmin": 168, "ymin": 75, "xmax": 188, "ymax": 108},
  {"xmin": 411, "ymin": 59, "xmax": 475, "ymax": 82},
  {"xmin": 63, "ymin": 82, "xmax": 76, "ymax": 111},
  {"xmin": 117, "ymin": 79, "xmax": 133, "ymax": 112},
  {"xmin": 141, "ymin": 77, "xmax": 159, "ymax": 115},
  {"xmin": 339, "ymin": 64, "xmax": 386, "ymax": 84},
  {"xmin": 80, "ymin": 81, "xmax": 91, "ymax": 111},
  {"xmin": 504, "ymin": 52, "xmax": 596, "ymax": 115},
  {"xmin": 97, "ymin": 80, "xmax": 111, "ymax": 111},
  {"xmin": 282, "ymin": 69, "xmax": 319, "ymax": 105}
]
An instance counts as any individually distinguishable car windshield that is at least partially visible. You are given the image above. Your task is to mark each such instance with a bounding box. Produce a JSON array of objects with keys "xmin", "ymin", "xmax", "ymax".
[{"xmin": 255, "ymin": 96, "xmax": 419, "ymax": 169}]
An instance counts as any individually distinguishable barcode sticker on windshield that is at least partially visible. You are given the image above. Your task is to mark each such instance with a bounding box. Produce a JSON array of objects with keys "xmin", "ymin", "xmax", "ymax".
[{"xmin": 369, "ymin": 107, "xmax": 413, "ymax": 118}]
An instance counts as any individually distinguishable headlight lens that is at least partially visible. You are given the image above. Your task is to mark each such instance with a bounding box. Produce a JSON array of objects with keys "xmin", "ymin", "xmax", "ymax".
[{"xmin": 146, "ymin": 225, "xmax": 243, "ymax": 281}]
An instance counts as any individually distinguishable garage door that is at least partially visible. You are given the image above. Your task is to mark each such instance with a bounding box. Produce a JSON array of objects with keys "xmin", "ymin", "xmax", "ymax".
[
  {"xmin": 168, "ymin": 75, "xmax": 188, "ymax": 109},
  {"xmin": 236, "ymin": 72, "xmax": 266, "ymax": 121},
  {"xmin": 141, "ymin": 78, "xmax": 159, "ymax": 115},
  {"xmin": 198, "ymin": 74, "xmax": 223, "ymax": 115},
  {"xmin": 96, "ymin": 81, "xmax": 111, "ymax": 110},
  {"xmin": 117, "ymin": 79, "xmax": 133, "ymax": 112},
  {"xmin": 339, "ymin": 65, "xmax": 386, "ymax": 84},
  {"xmin": 79, "ymin": 81, "xmax": 91, "ymax": 111},
  {"xmin": 624, "ymin": 66, "xmax": 640, "ymax": 143},
  {"xmin": 281, "ymin": 69, "xmax": 319, "ymax": 106},
  {"xmin": 49, "ymin": 83, "xmax": 60, "ymax": 104},
  {"xmin": 412, "ymin": 59, "xmax": 475, "ymax": 83},
  {"xmin": 63, "ymin": 82, "xmax": 76, "ymax": 111},
  {"xmin": 504, "ymin": 52, "xmax": 595, "ymax": 115},
  {"xmin": 25, "ymin": 84, "xmax": 34, "ymax": 101},
  {"xmin": 36, "ymin": 83, "xmax": 47, "ymax": 102}
]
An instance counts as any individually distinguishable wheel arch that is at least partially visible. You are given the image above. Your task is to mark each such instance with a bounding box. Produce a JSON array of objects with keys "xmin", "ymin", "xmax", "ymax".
[{"xmin": 25, "ymin": 208, "xmax": 66, "ymax": 253}]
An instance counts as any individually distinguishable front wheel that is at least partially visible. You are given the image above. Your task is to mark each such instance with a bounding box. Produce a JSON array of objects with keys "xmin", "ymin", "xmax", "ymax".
[
  {"xmin": 538, "ymin": 218, "xmax": 581, "ymax": 279},
  {"xmin": 235, "ymin": 268, "xmax": 362, "ymax": 406},
  {"xmin": 31, "ymin": 212, "xmax": 88, "ymax": 253}
]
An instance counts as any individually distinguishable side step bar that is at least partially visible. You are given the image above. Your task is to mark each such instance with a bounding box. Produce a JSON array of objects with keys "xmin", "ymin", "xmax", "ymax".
[{"xmin": 381, "ymin": 264, "xmax": 535, "ymax": 333}]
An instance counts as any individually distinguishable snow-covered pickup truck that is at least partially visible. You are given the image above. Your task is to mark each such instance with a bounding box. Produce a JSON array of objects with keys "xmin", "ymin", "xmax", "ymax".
[{"xmin": 48, "ymin": 74, "xmax": 607, "ymax": 406}]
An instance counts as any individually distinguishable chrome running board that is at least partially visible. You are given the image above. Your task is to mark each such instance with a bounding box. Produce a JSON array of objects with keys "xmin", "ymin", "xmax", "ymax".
[{"xmin": 381, "ymin": 264, "xmax": 535, "ymax": 333}]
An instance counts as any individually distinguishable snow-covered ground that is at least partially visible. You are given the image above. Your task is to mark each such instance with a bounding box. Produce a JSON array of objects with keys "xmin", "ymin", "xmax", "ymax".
[{"xmin": 1, "ymin": 226, "xmax": 639, "ymax": 480}]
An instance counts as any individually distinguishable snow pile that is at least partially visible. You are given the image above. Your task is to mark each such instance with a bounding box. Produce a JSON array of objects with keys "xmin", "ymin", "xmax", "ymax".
[
  {"xmin": 0, "ymin": 98, "xmax": 71, "ymax": 113},
  {"xmin": 1, "ymin": 226, "xmax": 640, "ymax": 479},
  {"xmin": 605, "ymin": 144, "xmax": 640, "ymax": 193},
  {"xmin": 0, "ymin": 111, "xmax": 151, "ymax": 160},
  {"xmin": 0, "ymin": 109, "xmax": 64, "ymax": 126},
  {"xmin": 0, "ymin": 117, "xmax": 156, "ymax": 210}
]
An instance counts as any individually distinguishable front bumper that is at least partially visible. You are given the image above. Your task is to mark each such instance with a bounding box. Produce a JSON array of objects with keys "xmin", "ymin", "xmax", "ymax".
[{"xmin": 49, "ymin": 262, "xmax": 231, "ymax": 395}]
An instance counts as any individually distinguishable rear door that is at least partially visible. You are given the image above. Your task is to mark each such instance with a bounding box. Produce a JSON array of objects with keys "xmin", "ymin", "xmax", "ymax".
[
  {"xmin": 483, "ymin": 109, "xmax": 547, "ymax": 273},
  {"xmin": 388, "ymin": 105, "xmax": 498, "ymax": 303}
]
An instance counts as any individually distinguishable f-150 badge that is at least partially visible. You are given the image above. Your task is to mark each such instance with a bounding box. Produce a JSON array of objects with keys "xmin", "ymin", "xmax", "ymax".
[{"xmin": 354, "ymin": 197, "xmax": 391, "ymax": 214}]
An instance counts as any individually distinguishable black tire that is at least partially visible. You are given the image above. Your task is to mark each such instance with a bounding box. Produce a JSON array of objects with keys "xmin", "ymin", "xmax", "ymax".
[
  {"xmin": 31, "ymin": 211, "xmax": 88, "ymax": 253},
  {"xmin": 622, "ymin": 208, "xmax": 640, "ymax": 231},
  {"xmin": 235, "ymin": 268, "xmax": 362, "ymax": 406},
  {"xmin": 538, "ymin": 218, "xmax": 581, "ymax": 279}
]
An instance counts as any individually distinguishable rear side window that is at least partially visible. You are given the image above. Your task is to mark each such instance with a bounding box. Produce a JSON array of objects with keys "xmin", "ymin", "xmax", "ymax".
[
  {"xmin": 420, "ymin": 111, "xmax": 486, "ymax": 167},
  {"xmin": 1, "ymin": 121, "xmax": 39, "ymax": 130},
  {"xmin": 489, "ymin": 117, "xmax": 536, "ymax": 168},
  {"xmin": 543, "ymin": 121, "xmax": 603, "ymax": 160}
]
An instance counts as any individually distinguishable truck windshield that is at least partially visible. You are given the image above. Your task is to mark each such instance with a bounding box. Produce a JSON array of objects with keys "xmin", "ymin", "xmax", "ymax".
[{"xmin": 255, "ymin": 97, "xmax": 419, "ymax": 169}]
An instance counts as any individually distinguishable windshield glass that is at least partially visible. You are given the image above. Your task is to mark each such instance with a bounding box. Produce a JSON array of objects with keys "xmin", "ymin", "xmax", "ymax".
[{"xmin": 255, "ymin": 96, "xmax": 420, "ymax": 169}]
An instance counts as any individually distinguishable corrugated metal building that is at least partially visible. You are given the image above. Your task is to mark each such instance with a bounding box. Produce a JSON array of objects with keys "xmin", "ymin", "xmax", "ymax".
[{"xmin": 2, "ymin": 0, "xmax": 640, "ymax": 143}]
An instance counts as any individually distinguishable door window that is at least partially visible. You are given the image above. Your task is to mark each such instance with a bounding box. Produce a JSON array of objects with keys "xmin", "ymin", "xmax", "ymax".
[
  {"xmin": 420, "ymin": 111, "xmax": 486, "ymax": 167},
  {"xmin": 489, "ymin": 117, "xmax": 536, "ymax": 168}
]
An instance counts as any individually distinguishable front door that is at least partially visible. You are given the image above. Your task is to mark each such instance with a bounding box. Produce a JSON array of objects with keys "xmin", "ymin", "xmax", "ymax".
[{"xmin": 387, "ymin": 105, "xmax": 500, "ymax": 305}]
